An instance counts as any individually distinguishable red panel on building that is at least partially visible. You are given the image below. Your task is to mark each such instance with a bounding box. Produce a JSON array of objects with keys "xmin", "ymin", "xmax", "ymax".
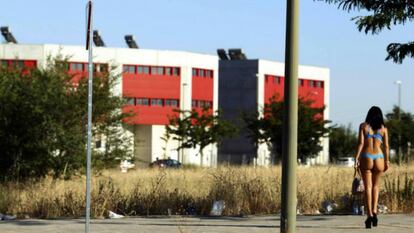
[
  {"xmin": 67, "ymin": 62, "xmax": 87, "ymax": 83},
  {"xmin": 1, "ymin": 59, "xmax": 37, "ymax": 69},
  {"xmin": 122, "ymin": 65, "xmax": 181, "ymax": 125},
  {"xmin": 264, "ymin": 75, "xmax": 285, "ymax": 103},
  {"xmin": 298, "ymin": 78, "xmax": 325, "ymax": 108},
  {"xmin": 123, "ymin": 105, "xmax": 179, "ymax": 125},
  {"xmin": 67, "ymin": 62, "xmax": 108, "ymax": 84},
  {"xmin": 264, "ymin": 74, "xmax": 324, "ymax": 109},
  {"xmin": 192, "ymin": 68, "xmax": 214, "ymax": 114},
  {"xmin": 123, "ymin": 75, "xmax": 180, "ymax": 99}
]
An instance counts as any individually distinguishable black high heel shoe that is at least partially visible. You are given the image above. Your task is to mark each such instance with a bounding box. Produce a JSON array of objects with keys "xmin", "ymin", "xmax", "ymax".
[
  {"xmin": 365, "ymin": 217, "xmax": 372, "ymax": 229},
  {"xmin": 372, "ymin": 213, "xmax": 378, "ymax": 227}
]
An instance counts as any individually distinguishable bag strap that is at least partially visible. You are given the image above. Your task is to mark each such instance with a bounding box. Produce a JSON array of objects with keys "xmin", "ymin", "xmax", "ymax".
[{"xmin": 353, "ymin": 167, "xmax": 361, "ymax": 178}]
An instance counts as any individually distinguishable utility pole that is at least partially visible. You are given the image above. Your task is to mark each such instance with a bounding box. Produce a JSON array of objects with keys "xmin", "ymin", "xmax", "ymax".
[
  {"xmin": 85, "ymin": 1, "xmax": 93, "ymax": 233},
  {"xmin": 281, "ymin": 0, "xmax": 299, "ymax": 233}
]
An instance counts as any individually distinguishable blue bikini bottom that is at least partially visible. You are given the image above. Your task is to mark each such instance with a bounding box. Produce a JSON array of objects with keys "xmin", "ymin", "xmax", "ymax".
[{"xmin": 361, "ymin": 153, "xmax": 384, "ymax": 161}]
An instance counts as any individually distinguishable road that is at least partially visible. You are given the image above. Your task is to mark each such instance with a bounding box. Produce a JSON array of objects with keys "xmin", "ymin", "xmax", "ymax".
[{"xmin": 0, "ymin": 214, "xmax": 413, "ymax": 233}]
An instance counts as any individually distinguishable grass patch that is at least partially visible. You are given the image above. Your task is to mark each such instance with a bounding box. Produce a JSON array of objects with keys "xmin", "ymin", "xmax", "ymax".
[{"xmin": 1, "ymin": 164, "xmax": 413, "ymax": 218}]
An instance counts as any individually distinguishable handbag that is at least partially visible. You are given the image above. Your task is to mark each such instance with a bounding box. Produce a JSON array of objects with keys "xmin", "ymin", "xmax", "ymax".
[{"xmin": 352, "ymin": 168, "xmax": 365, "ymax": 194}]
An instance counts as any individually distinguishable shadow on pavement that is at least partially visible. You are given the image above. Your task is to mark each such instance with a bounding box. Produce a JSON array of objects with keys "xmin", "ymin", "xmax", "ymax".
[
  {"xmin": 0, "ymin": 220, "xmax": 50, "ymax": 226},
  {"xmin": 138, "ymin": 223, "xmax": 277, "ymax": 228}
]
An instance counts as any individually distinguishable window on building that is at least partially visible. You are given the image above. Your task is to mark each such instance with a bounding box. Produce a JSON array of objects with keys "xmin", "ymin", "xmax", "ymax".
[
  {"xmin": 129, "ymin": 65, "xmax": 136, "ymax": 74},
  {"xmin": 151, "ymin": 99, "xmax": 163, "ymax": 106},
  {"xmin": 170, "ymin": 99, "xmax": 178, "ymax": 107},
  {"xmin": 123, "ymin": 65, "xmax": 135, "ymax": 74},
  {"xmin": 165, "ymin": 99, "xmax": 179, "ymax": 107},
  {"xmin": 274, "ymin": 76, "xmax": 281, "ymax": 84},
  {"xmin": 316, "ymin": 81, "xmax": 323, "ymax": 88},
  {"xmin": 93, "ymin": 64, "xmax": 108, "ymax": 72},
  {"xmin": 143, "ymin": 66, "xmax": 150, "ymax": 74},
  {"xmin": 137, "ymin": 66, "xmax": 143, "ymax": 74},
  {"xmin": 199, "ymin": 69, "xmax": 205, "ymax": 77},
  {"xmin": 165, "ymin": 67, "xmax": 172, "ymax": 76},
  {"xmin": 300, "ymin": 79, "xmax": 304, "ymax": 86},
  {"xmin": 205, "ymin": 101, "xmax": 212, "ymax": 108},
  {"xmin": 206, "ymin": 70, "xmax": 212, "ymax": 78},
  {"xmin": 125, "ymin": 97, "xmax": 135, "ymax": 105},
  {"xmin": 157, "ymin": 67, "xmax": 164, "ymax": 75},
  {"xmin": 199, "ymin": 100, "xmax": 205, "ymax": 108},
  {"xmin": 95, "ymin": 140, "xmax": 102, "ymax": 149},
  {"xmin": 137, "ymin": 98, "xmax": 149, "ymax": 106},
  {"xmin": 173, "ymin": 67, "xmax": 180, "ymax": 76},
  {"xmin": 77, "ymin": 63, "xmax": 84, "ymax": 71},
  {"xmin": 100, "ymin": 64, "xmax": 108, "ymax": 72},
  {"xmin": 12, "ymin": 60, "xmax": 25, "ymax": 68},
  {"xmin": 192, "ymin": 100, "xmax": 197, "ymax": 107},
  {"xmin": 192, "ymin": 68, "xmax": 197, "ymax": 76},
  {"xmin": 70, "ymin": 63, "xmax": 83, "ymax": 71},
  {"xmin": 151, "ymin": 67, "xmax": 157, "ymax": 75},
  {"xmin": 309, "ymin": 80, "xmax": 315, "ymax": 87}
]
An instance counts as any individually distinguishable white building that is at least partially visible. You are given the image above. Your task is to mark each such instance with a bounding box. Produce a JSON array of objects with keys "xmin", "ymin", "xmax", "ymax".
[{"xmin": 0, "ymin": 43, "xmax": 219, "ymax": 167}]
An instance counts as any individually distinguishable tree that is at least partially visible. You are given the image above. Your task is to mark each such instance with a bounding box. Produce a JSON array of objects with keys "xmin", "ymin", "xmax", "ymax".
[
  {"xmin": 320, "ymin": 0, "xmax": 414, "ymax": 63},
  {"xmin": 329, "ymin": 124, "xmax": 358, "ymax": 161},
  {"xmin": 243, "ymin": 96, "xmax": 331, "ymax": 163},
  {"xmin": 385, "ymin": 106, "xmax": 414, "ymax": 162},
  {"xmin": 0, "ymin": 57, "xmax": 131, "ymax": 181},
  {"xmin": 165, "ymin": 108, "xmax": 237, "ymax": 166}
]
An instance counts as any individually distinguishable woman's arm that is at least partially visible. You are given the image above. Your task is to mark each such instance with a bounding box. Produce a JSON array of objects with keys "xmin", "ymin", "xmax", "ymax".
[
  {"xmin": 355, "ymin": 123, "xmax": 365, "ymax": 167},
  {"xmin": 383, "ymin": 127, "xmax": 390, "ymax": 171}
]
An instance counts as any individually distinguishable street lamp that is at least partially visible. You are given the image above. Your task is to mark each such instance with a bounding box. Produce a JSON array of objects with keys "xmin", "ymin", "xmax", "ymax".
[
  {"xmin": 394, "ymin": 80, "xmax": 402, "ymax": 164},
  {"xmin": 85, "ymin": 2, "xmax": 94, "ymax": 233},
  {"xmin": 281, "ymin": 0, "xmax": 299, "ymax": 232},
  {"xmin": 180, "ymin": 82, "xmax": 188, "ymax": 164}
]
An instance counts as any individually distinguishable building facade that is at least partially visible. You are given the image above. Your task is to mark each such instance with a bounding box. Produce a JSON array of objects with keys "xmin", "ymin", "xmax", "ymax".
[
  {"xmin": 1, "ymin": 43, "xmax": 330, "ymax": 167},
  {"xmin": 0, "ymin": 43, "xmax": 219, "ymax": 167},
  {"xmin": 218, "ymin": 59, "xmax": 330, "ymax": 165}
]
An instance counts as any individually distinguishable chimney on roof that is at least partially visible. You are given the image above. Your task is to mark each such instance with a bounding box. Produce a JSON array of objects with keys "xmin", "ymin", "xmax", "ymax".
[
  {"xmin": 125, "ymin": 35, "xmax": 139, "ymax": 49},
  {"xmin": 93, "ymin": 30, "xmax": 105, "ymax": 47},
  {"xmin": 228, "ymin": 48, "xmax": 247, "ymax": 60},
  {"xmin": 217, "ymin": 49, "xmax": 229, "ymax": 60},
  {"xmin": 1, "ymin": 26, "xmax": 17, "ymax": 44}
]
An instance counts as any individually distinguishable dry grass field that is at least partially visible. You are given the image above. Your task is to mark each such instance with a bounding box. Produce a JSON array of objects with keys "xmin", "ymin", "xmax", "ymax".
[{"xmin": 0, "ymin": 164, "xmax": 413, "ymax": 218}]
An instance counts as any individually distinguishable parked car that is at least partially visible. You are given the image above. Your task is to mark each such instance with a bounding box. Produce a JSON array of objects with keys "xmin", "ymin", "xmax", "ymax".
[
  {"xmin": 336, "ymin": 157, "xmax": 355, "ymax": 167},
  {"xmin": 150, "ymin": 159, "xmax": 182, "ymax": 168}
]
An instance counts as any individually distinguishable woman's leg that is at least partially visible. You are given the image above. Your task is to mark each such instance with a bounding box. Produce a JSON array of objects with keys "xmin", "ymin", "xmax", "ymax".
[
  {"xmin": 361, "ymin": 169, "xmax": 373, "ymax": 217},
  {"xmin": 372, "ymin": 158, "xmax": 385, "ymax": 214}
]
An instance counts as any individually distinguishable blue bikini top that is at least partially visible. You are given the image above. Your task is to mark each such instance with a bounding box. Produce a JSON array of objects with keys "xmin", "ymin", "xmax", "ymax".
[{"xmin": 366, "ymin": 125, "xmax": 383, "ymax": 143}]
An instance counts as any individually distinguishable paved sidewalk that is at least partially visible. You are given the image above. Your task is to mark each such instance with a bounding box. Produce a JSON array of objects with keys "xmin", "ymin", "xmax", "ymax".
[{"xmin": 0, "ymin": 214, "xmax": 413, "ymax": 233}]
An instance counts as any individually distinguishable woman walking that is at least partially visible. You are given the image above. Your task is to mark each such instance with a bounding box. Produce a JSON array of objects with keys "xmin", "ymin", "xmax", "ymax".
[{"xmin": 355, "ymin": 106, "xmax": 390, "ymax": 228}]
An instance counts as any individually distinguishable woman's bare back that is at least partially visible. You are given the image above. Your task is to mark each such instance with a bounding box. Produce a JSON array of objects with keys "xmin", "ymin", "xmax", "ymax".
[{"xmin": 359, "ymin": 123, "xmax": 387, "ymax": 171}]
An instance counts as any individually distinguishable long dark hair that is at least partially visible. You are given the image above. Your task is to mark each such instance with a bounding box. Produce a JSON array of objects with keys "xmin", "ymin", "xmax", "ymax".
[{"xmin": 365, "ymin": 106, "xmax": 385, "ymax": 130}]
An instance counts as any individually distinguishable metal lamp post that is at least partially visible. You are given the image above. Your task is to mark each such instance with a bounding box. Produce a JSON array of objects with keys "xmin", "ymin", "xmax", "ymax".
[
  {"xmin": 394, "ymin": 80, "xmax": 402, "ymax": 164},
  {"xmin": 180, "ymin": 82, "xmax": 188, "ymax": 164},
  {"xmin": 281, "ymin": 0, "xmax": 299, "ymax": 233},
  {"xmin": 85, "ymin": 1, "xmax": 93, "ymax": 233}
]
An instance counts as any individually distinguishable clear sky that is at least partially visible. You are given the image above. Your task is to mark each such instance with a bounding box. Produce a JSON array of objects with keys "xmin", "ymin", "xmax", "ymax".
[{"xmin": 1, "ymin": 0, "xmax": 413, "ymax": 130}]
